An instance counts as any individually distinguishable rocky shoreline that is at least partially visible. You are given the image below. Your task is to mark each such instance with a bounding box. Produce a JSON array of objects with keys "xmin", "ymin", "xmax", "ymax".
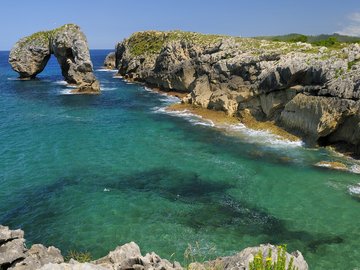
[
  {"xmin": 108, "ymin": 30, "xmax": 360, "ymax": 158},
  {"xmin": 0, "ymin": 225, "xmax": 308, "ymax": 270}
]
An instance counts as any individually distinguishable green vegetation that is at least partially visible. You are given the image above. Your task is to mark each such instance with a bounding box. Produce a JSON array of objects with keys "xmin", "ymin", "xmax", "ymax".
[
  {"xmin": 64, "ymin": 250, "xmax": 92, "ymax": 263},
  {"xmin": 127, "ymin": 30, "xmax": 224, "ymax": 56},
  {"xmin": 348, "ymin": 59, "xmax": 360, "ymax": 70},
  {"xmin": 256, "ymin": 33, "xmax": 360, "ymax": 50},
  {"xmin": 183, "ymin": 242, "xmax": 217, "ymax": 266},
  {"xmin": 249, "ymin": 245, "xmax": 297, "ymax": 270},
  {"xmin": 19, "ymin": 24, "xmax": 77, "ymax": 48}
]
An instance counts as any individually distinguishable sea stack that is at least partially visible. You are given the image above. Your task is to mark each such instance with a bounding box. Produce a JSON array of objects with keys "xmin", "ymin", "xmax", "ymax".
[
  {"xmin": 9, "ymin": 24, "xmax": 100, "ymax": 94},
  {"xmin": 103, "ymin": 52, "xmax": 116, "ymax": 69}
]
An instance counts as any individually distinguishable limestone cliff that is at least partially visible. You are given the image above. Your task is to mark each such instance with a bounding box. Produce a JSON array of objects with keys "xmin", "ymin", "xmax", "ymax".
[
  {"xmin": 9, "ymin": 24, "xmax": 100, "ymax": 93},
  {"xmin": 114, "ymin": 30, "xmax": 360, "ymax": 155}
]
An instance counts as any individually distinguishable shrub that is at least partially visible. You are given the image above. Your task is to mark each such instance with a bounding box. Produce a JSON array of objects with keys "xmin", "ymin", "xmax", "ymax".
[
  {"xmin": 249, "ymin": 245, "xmax": 297, "ymax": 270},
  {"xmin": 64, "ymin": 250, "xmax": 92, "ymax": 263}
]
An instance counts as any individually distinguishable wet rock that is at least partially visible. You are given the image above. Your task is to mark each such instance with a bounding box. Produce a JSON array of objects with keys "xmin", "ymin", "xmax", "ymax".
[{"xmin": 9, "ymin": 24, "xmax": 100, "ymax": 93}]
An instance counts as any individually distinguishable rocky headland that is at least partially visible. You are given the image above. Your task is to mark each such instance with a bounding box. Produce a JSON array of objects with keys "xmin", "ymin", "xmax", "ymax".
[
  {"xmin": 0, "ymin": 225, "xmax": 308, "ymax": 270},
  {"xmin": 113, "ymin": 30, "xmax": 360, "ymax": 157},
  {"xmin": 9, "ymin": 24, "xmax": 100, "ymax": 93}
]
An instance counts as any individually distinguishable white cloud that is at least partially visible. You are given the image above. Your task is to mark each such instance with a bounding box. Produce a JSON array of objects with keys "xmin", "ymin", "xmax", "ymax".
[{"xmin": 337, "ymin": 12, "xmax": 360, "ymax": 36}]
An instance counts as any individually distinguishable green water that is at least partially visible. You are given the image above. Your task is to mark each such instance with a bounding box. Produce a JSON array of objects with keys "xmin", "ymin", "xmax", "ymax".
[{"xmin": 0, "ymin": 50, "xmax": 359, "ymax": 269}]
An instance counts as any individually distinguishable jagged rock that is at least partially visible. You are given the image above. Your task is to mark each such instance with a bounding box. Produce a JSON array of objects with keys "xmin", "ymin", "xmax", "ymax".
[
  {"xmin": 0, "ymin": 225, "xmax": 63, "ymax": 270},
  {"xmin": 10, "ymin": 244, "xmax": 64, "ymax": 270},
  {"xmin": 188, "ymin": 244, "xmax": 308, "ymax": 270},
  {"xmin": 94, "ymin": 242, "xmax": 182, "ymax": 270},
  {"xmin": 113, "ymin": 30, "xmax": 360, "ymax": 154},
  {"xmin": 9, "ymin": 24, "xmax": 100, "ymax": 93},
  {"xmin": 103, "ymin": 52, "xmax": 116, "ymax": 69},
  {"xmin": 0, "ymin": 225, "xmax": 310, "ymax": 270}
]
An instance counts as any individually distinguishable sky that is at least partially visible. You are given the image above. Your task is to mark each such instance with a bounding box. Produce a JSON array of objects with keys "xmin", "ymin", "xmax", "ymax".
[{"xmin": 1, "ymin": 0, "xmax": 360, "ymax": 50}]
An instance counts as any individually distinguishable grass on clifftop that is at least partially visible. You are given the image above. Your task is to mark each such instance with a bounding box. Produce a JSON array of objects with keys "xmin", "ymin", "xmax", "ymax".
[
  {"xmin": 19, "ymin": 24, "xmax": 78, "ymax": 47},
  {"xmin": 127, "ymin": 30, "xmax": 225, "ymax": 56}
]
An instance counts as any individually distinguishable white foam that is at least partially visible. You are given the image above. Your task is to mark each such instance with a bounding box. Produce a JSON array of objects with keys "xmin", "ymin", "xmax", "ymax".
[
  {"xmin": 350, "ymin": 164, "xmax": 360, "ymax": 174},
  {"xmin": 348, "ymin": 184, "xmax": 360, "ymax": 195},
  {"xmin": 224, "ymin": 123, "xmax": 303, "ymax": 148},
  {"xmin": 103, "ymin": 188, "xmax": 110, "ymax": 192},
  {"xmin": 7, "ymin": 77, "xmax": 23, "ymax": 81},
  {"xmin": 96, "ymin": 68, "xmax": 118, "ymax": 72},
  {"xmin": 54, "ymin": 80, "xmax": 68, "ymax": 85},
  {"xmin": 101, "ymin": 87, "xmax": 117, "ymax": 91},
  {"xmin": 59, "ymin": 89, "xmax": 75, "ymax": 95},
  {"xmin": 153, "ymin": 108, "xmax": 215, "ymax": 127},
  {"xmin": 113, "ymin": 75, "xmax": 123, "ymax": 79}
]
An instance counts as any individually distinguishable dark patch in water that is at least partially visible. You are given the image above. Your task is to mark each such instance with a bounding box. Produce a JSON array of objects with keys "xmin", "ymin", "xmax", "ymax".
[
  {"xmin": 307, "ymin": 236, "xmax": 344, "ymax": 252},
  {"xmin": 0, "ymin": 167, "xmax": 346, "ymax": 254}
]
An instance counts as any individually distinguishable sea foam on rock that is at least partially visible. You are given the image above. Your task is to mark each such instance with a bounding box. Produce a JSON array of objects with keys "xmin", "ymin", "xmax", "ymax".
[
  {"xmin": 0, "ymin": 225, "xmax": 308, "ymax": 270},
  {"xmin": 9, "ymin": 24, "xmax": 100, "ymax": 93}
]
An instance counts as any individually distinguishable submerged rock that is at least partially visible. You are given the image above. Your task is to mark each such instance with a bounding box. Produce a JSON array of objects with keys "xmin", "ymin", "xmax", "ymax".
[
  {"xmin": 113, "ymin": 30, "xmax": 360, "ymax": 156},
  {"xmin": 9, "ymin": 24, "xmax": 100, "ymax": 93},
  {"xmin": 103, "ymin": 52, "xmax": 116, "ymax": 69}
]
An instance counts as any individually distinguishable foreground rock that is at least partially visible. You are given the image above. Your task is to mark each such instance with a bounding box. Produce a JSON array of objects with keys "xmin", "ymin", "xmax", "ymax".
[
  {"xmin": 114, "ymin": 30, "xmax": 360, "ymax": 156},
  {"xmin": 103, "ymin": 52, "xmax": 116, "ymax": 69},
  {"xmin": 0, "ymin": 225, "xmax": 63, "ymax": 269},
  {"xmin": 9, "ymin": 24, "xmax": 100, "ymax": 93},
  {"xmin": 189, "ymin": 244, "xmax": 308, "ymax": 270},
  {"xmin": 0, "ymin": 225, "xmax": 308, "ymax": 270}
]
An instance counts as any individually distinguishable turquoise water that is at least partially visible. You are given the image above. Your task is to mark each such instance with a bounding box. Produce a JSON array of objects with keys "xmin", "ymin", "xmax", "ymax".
[{"xmin": 0, "ymin": 50, "xmax": 359, "ymax": 269}]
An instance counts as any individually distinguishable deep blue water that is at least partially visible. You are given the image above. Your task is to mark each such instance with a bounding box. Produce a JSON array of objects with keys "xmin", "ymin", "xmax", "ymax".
[{"xmin": 0, "ymin": 50, "xmax": 359, "ymax": 269}]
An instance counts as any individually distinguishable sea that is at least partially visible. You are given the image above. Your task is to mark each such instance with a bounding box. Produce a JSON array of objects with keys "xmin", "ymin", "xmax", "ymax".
[{"xmin": 0, "ymin": 50, "xmax": 359, "ymax": 269}]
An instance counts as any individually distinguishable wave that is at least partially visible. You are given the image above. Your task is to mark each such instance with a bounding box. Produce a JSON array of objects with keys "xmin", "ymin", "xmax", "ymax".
[
  {"xmin": 223, "ymin": 123, "xmax": 303, "ymax": 148},
  {"xmin": 96, "ymin": 68, "xmax": 118, "ymax": 72},
  {"xmin": 54, "ymin": 81, "xmax": 77, "ymax": 88},
  {"xmin": 101, "ymin": 87, "xmax": 117, "ymax": 91},
  {"xmin": 348, "ymin": 183, "xmax": 360, "ymax": 196},
  {"xmin": 350, "ymin": 164, "xmax": 360, "ymax": 174},
  {"xmin": 59, "ymin": 89, "xmax": 75, "ymax": 95}
]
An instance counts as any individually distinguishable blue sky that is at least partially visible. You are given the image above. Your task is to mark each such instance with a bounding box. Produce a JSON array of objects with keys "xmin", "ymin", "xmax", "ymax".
[{"xmin": 1, "ymin": 0, "xmax": 359, "ymax": 50}]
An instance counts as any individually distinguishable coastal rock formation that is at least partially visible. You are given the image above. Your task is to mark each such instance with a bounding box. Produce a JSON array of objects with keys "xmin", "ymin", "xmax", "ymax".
[
  {"xmin": 9, "ymin": 24, "xmax": 100, "ymax": 93},
  {"xmin": 103, "ymin": 52, "xmax": 116, "ymax": 69},
  {"xmin": 0, "ymin": 225, "xmax": 308, "ymax": 270},
  {"xmin": 114, "ymin": 30, "xmax": 360, "ymax": 155}
]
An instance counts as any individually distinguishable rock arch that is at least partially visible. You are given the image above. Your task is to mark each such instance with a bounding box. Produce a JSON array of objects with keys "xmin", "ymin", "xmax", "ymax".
[{"xmin": 9, "ymin": 24, "xmax": 100, "ymax": 93}]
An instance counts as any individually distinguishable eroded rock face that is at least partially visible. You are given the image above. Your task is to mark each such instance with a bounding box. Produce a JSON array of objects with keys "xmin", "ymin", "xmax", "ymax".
[
  {"xmin": 114, "ymin": 31, "xmax": 360, "ymax": 154},
  {"xmin": 9, "ymin": 24, "xmax": 100, "ymax": 93}
]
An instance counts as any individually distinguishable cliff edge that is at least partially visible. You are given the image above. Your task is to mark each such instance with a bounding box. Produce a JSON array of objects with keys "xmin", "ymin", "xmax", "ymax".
[{"xmin": 114, "ymin": 31, "xmax": 360, "ymax": 156}]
